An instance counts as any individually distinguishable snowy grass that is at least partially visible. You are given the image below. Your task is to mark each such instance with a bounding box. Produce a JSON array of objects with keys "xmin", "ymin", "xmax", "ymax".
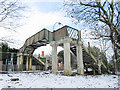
[{"xmin": 0, "ymin": 71, "xmax": 118, "ymax": 89}]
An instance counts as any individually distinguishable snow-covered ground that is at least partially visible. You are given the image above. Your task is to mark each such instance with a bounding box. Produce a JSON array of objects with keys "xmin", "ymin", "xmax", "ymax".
[{"xmin": 0, "ymin": 71, "xmax": 118, "ymax": 89}]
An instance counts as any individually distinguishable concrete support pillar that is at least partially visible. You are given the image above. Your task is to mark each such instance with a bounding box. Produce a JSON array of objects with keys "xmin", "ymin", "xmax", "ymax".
[
  {"xmin": 98, "ymin": 60, "xmax": 101, "ymax": 74},
  {"xmin": 64, "ymin": 40, "xmax": 72, "ymax": 75},
  {"xmin": 20, "ymin": 55, "xmax": 23, "ymax": 71},
  {"xmin": 45, "ymin": 63, "xmax": 49, "ymax": 71},
  {"xmin": 29, "ymin": 56, "xmax": 32, "ymax": 70},
  {"xmin": 77, "ymin": 41, "xmax": 84, "ymax": 75},
  {"xmin": 17, "ymin": 55, "xmax": 20, "ymax": 71},
  {"xmin": 26, "ymin": 56, "xmax": 29, "ymax": 71},
  {"xmin": 51, "ymin": 41, "xmax": 58, "ymax": 74}
]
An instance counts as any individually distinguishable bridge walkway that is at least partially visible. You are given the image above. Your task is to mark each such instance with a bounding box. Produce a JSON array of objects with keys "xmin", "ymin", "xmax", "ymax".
[{"xmin": 19, "ymin": 25, "xmax": 110, "ymax": 73}]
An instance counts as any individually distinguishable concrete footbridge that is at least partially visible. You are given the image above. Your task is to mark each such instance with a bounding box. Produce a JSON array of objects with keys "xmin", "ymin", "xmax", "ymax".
[{"xmin": 17, "ymin": 25, "xmax": 110, "ymax": 75}]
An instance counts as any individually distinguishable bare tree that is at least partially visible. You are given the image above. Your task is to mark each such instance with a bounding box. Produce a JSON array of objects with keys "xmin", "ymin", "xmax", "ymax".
[
  {"xmin": 63, "ymin": 0, "xmax": 120, "ymax": 49},
  {"xmin": 0, "ymin": 0, "xmax": 25, "ymax": 47},
  {"xmin": 0, "ymin": 0, "xmax": 24, "ymax": 30}
]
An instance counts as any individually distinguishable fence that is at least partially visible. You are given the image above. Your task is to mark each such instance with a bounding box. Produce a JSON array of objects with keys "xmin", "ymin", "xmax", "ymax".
[{"xmin": 0, "ymin": 51, "xmax": 17, "ymax": 71}]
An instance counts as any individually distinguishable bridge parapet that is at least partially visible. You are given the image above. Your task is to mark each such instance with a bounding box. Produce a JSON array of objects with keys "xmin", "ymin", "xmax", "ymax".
[{"xmin": 19, "ymin": 25, "xmax": 80, "ymax": 54}]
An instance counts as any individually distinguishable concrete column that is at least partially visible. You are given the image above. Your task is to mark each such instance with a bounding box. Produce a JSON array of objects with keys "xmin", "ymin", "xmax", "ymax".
[
  {"xmin": 50, "ymin": 41, "xmax": 57, "ymax": 74},
  {"xmin": 20, "ymin": 55, "xmax": 23, "ymax": 71},
  {"xmin": 98, "ymin": 60, "xmax": 101, "ymax": 74},
  {"xmin": 77, "ymin": 41, "xmax": 84, "ymax": 75},
  {"xmin": 45, "ymin": 63, "xmax": 49, "ymax": 71},
  {"xmin": 29, "ymin": 56, "xmax": 32, "ymax": 70},
  {"xmin": 26, "ymin": 56, "xmax": 29, "ymax": 71},
  {"xmin": 17, "ymin": 55, "xmax": 20, "ymax": 71},
  {"xmin": 64, "ymin": 40, "xmax": 72, "ymax": 75}
]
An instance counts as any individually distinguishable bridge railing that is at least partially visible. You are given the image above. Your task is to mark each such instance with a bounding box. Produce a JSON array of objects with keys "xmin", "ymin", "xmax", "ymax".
[
  {"xmin": 81, "ymin": 38, "xmax": 88, "ymax": 48},
  {"xmin": 66, "ymin": 27, "xmax": 79, "ymax": 40}
]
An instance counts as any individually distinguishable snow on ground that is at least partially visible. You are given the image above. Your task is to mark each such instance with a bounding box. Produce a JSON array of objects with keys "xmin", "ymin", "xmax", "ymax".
[{"xmin": 0, "ymin": 71, "xmax": 118, "ymax": 89}]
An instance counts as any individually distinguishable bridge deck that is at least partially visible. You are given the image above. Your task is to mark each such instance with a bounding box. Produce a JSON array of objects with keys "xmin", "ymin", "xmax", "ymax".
[{"xmin": 20, "ymin": 25, "xmax": 79, "ymax": 53}]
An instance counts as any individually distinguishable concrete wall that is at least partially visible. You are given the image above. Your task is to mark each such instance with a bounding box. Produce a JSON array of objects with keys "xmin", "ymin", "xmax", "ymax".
[
  {"xmin": 2, "ymin": 65, "xmax": 18, "ymax": 71},
  {"xmin": 2, "ymin": 64, "xmax": 44, "ymax": 71},
  {"xmin": 32, "ymin": 66, "xmax": 36, "ymax": 71}
]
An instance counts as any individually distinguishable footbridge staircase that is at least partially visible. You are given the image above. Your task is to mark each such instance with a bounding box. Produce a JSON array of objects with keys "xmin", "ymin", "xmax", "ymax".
[{"xmin": 32, "ymin": 55, "xmax": 45, "ymax": 66}]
